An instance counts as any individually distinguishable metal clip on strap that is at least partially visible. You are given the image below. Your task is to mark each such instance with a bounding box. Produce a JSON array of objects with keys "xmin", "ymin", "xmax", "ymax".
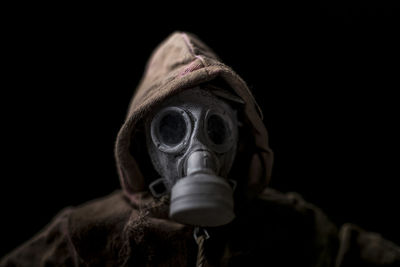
[{"xmin": 193, "ymin": 226, "xmax": 210, "ymax": 244}]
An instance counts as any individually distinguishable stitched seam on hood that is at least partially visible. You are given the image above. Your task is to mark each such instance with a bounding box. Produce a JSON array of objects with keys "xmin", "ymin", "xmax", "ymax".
[{"xmin": 181, "ymin": 32, "xmax": 208, "ymax": 69}]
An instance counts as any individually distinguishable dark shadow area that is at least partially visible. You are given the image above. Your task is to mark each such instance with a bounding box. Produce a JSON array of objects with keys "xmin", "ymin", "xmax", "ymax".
[{"xmin": 1, "ymin": 2, "xmax": 399, "ymax": 256}]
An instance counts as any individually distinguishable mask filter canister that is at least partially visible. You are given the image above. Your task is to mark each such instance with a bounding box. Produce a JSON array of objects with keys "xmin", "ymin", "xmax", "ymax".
[{"xmin": 170, "ymin": 150, "xmax": 235, "ymax": 227}]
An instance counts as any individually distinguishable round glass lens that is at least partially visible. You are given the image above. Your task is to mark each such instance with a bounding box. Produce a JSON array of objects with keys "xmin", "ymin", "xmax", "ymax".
[
  {"xmin": 158, "ymin": 111, "xmax": 187, "ymax": 146},
  {"xmin": 207, "ymin": 114, "xmax": 227, "ymax": 145}
]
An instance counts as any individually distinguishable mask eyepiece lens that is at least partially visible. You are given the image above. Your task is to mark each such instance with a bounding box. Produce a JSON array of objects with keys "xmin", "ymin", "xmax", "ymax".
[
  {"xmin": 207, "ymin": 114, "xmax": 227, "ymax": 145},
  {"xmin": 158, "ymin": 111, "xmax": 187, "ymax": 146}
]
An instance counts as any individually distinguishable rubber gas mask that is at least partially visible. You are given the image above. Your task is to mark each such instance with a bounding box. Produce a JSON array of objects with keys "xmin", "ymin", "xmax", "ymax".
[{"xmin": 146, "ymin": 87, "xmax": 239, "ymax": 227}]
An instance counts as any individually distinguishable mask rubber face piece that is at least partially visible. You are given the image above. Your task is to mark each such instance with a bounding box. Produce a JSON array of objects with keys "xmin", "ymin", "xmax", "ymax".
[{"xmin": 146, "ymin": 87, "xmax": 239, "ymax": 226}]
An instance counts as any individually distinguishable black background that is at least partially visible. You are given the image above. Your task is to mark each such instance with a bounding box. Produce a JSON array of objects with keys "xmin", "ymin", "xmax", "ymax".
[{"xmin": 1, "ymin": 2, "xmax": 399, "ymax": 256}]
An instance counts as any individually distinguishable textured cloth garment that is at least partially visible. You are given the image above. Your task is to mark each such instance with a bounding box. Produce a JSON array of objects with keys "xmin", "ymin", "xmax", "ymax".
[{"xmin": 2, "ymin": 32, "xmax": 399, "ymax": 266}]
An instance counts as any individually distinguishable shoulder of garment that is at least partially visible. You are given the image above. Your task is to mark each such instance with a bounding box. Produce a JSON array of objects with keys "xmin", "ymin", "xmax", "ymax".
[{"xmin": 218, "ymin": 188, "xmax": 400, "ymax": 267}]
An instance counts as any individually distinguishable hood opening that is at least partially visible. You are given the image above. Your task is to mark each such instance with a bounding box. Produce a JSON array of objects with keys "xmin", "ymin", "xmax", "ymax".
[{"xmin": 127, "ymin": 79, "xmax": 265, "ymax": 202}]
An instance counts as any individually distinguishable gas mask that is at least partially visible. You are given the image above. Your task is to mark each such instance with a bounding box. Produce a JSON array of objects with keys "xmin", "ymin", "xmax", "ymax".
[{"xmin": 146, "ymin": 87, "xmax": 239, "ymax": 227}]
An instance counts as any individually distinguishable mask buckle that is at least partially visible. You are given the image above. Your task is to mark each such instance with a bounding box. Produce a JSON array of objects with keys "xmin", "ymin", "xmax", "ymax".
[
  {"xmin": 149, "ymin": 178, "xmax": 169, "ymax": 198},
  {"xmin": 228, "ymin": 179, "xmax": 237, "ymax": 191}
]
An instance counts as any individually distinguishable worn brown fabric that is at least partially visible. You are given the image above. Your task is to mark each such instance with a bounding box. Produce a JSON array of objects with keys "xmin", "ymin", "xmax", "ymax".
[{"xmin": 2, "ymin": 32, "xmax": 400, "ymax": 266}]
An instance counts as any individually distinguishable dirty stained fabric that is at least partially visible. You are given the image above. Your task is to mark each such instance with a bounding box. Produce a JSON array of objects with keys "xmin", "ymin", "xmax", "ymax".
[{"xmin": 1, "ymin": 32, "xmax": 399, "ymax": 267}]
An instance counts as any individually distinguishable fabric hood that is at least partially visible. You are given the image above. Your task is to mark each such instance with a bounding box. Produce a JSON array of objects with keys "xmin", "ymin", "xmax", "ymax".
[{"xmin": 115, "ymin": 31, "xmax": 273, "ymax": 204}]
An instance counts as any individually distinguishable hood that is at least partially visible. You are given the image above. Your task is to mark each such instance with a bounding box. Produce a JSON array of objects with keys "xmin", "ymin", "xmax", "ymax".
[{"xmin": 115, "ymin": 31, "xmax": 273, "ymax": 204}]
